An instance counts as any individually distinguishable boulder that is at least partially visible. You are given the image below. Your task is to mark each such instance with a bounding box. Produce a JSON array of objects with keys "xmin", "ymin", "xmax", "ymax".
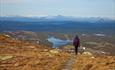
[
  {"xmin": 83, "ymin": 52, "xmax": 93, "ymax": 55},
  {"xmin": 49, "ymin": 49, "xmax": 60, "ymax": 54}
]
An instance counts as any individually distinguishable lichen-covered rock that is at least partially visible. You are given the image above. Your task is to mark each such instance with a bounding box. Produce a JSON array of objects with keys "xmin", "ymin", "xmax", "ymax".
[
  {"xmin": 0, "ymin": 55, "xmax": 13, "ymax": 60},
  {"xmin": 50, "ymin": 49, "xmax": 60, "ymax": 54},
  {"xmin": 83, "ymin": 52, "xmax": 93, "ymax": 55}
]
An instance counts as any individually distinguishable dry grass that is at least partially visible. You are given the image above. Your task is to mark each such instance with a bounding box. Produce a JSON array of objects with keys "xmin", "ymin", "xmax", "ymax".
[
  {"xmin": 72, "ymin": 54, "xmax": 115, "ymax": 70},
  {"xmin": 0, "ymin": 34, "xmax": 70, "ymax": 70}
]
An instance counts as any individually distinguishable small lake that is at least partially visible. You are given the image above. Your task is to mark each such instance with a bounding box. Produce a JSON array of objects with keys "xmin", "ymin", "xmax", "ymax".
[{"xmin": 47, "ymin": 36, "xmax": 72, "ymax": 48}]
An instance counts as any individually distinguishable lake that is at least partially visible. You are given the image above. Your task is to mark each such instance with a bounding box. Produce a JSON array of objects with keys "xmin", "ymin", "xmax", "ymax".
[{"xmin": 47, "ymin": 36, "xmax": 72, "ymax": 48}]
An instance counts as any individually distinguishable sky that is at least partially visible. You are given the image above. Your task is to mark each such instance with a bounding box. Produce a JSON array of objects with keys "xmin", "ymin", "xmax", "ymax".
[{"xmin": 0, "ymin": 0, "xmax": 115, "ymax": 19}]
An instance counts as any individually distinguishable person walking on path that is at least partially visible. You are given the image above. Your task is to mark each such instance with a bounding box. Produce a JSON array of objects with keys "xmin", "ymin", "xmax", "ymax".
[{"xmin": 73, "ymin": 35, "xmax": 80, "ymax": 55}]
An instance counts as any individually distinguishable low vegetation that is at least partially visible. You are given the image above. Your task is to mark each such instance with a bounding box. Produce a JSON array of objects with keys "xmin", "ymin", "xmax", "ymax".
[{"xmin": 0, "ymin": 34, "xmax": 115, "ymax": 70}]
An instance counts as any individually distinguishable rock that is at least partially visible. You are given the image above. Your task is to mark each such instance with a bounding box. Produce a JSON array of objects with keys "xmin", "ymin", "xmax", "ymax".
[
  {"xmin": 5, "ymin": 35, "xmax": 10, "ymax": 37},
  {"xmin": 29, "ymin": 46, "xmax": 36, "ymax": 49},
  {"xmin": 0, "ymin": 55, "xmax": 13, "ymax": 60},
  {"xmin": 14, "ymin": 63, "xmax": 19, "ymax": 66},
  {"xmin": 101, "ymin": 51, "xmax": 106, "ymax": 54},
  {"xmin": 49, "ymin": 49, "xmax": 60, "ymax": 54},
  {"xmin": 91, "ymin": 56, "xmax": 95, "ymax": 59},
  {"xmin": 83, "ymin": 47, "xmax": 86, "ymax": 50},
  {"xmin": 43, "ymin": 49, "xmax": 49, "ymax": 52},
  {"xmin": 83, "ymin": 52, "xmax": 92, "ymax": 55},
  {"xmin": 36, "ymin": 41, "xmax": 40, "ymax": 44}
]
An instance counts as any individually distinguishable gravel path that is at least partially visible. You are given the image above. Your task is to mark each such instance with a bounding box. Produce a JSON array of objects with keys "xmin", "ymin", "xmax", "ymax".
[{"xmin": 62, "ymin": 55, "xmax": 76, "ymax": 70}]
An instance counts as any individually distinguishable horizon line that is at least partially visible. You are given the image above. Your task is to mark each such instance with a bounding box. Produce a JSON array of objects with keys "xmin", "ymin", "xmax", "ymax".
[{"xmin": 0, "ymin": 15, "xmax": 115, "ymax": 20}]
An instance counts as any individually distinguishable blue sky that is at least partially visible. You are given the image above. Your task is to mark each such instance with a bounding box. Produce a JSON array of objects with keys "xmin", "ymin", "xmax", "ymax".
[{"xmin": 0, "ymin": 0, "xmax": 115, "ymax": 19}]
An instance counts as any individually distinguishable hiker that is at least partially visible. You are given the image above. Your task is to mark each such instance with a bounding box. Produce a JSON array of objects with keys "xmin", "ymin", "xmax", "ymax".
[{"xmin": 73, "ymin": 35, "xmax": 80, "ymax": 55}]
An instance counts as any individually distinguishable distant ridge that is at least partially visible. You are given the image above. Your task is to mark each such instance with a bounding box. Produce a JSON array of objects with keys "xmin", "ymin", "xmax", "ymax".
[{"xmin": 0, "ymin": 15, "xmax": 115, "ymax": 23}]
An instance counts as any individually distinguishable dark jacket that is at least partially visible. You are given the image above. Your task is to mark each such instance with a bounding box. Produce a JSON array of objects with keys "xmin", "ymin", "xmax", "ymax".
[{"xmin": 73, "ymin": 36, "xmax": 80, "ymax": 47}]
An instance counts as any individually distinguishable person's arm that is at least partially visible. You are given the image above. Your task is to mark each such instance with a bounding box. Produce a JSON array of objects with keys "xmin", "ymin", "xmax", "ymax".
[
  {"xmin": 73, "ymin": 39, "xmax": 76, "ymax": 46},
  {"xmin": 77, "ymin": 38, "xmax": 80, "ymax": 47}
]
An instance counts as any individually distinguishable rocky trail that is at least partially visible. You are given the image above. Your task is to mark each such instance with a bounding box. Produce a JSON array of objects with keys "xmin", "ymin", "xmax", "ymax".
[{"xmin": 62, "ymin": 54, "xmax": 76, "ymax": 70}]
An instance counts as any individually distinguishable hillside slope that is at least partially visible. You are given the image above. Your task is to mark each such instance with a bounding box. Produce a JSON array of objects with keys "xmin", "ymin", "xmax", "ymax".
[
  {"xmin": 72, "ymin": 54, "xmax": 115, "ymax": 70},
  {"xmin": 0, "ymin": 34, "xmax": 70, "ymax": 70},
  {"xmin": 0, "ymin": 34, "xmax": 115, "ymax": 70}
]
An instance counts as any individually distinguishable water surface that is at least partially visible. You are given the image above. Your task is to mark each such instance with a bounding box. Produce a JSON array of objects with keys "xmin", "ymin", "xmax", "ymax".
[{"xmin": 47, "ymin": 36, "xmax": 72, "ymax": 48}]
